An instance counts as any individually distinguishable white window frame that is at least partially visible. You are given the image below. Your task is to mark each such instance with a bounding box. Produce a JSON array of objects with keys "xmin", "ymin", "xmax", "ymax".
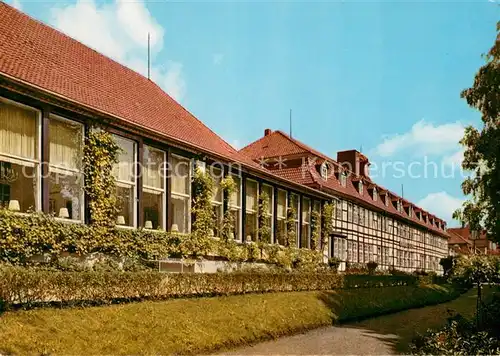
[
  {"xmin": 0, "ymin": 96, "xmax": 42, "ymax": 212},
  {"xmin": 290, "ymin": 192, "xmax": 300, "ymax": 248},
  {"xmin": 301, "ymin": 197, "xmax": 311, "ymax": 248},
  {"xmin": 48, "ymin": 114, "xmax": 85, "ymax": 223},
  {"xmin": 245, "ymin": 178, "xmax": 259, "ymax": 242},
  {"xmin": 210, "ymin": 166, "xmax": 224, "ymax": 237},
  {"xmin": 320, "ymin": 162, "xmax": 328, "ymax": 180},
  {"xmin": 143, "ymin": 145, "xmax": 167, "ymax": 230}
]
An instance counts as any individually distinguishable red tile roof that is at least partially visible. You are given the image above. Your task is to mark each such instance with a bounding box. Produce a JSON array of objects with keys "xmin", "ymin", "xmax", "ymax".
[
  {"xmin": 242, "ymin": 130, "xmax": 450, "ymax": 238},
  {"xmin": 0, "ymin": 3, "xmax": 254, "ymax": 166}
]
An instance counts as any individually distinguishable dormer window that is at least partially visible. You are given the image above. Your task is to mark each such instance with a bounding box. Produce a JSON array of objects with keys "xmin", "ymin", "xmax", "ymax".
[
  {"xmin": 320, "ymin": 162, "xmax": 328, "ymax": 180},
  {"xmin": 385, "ymin": 195, "xmax": 389, "ymax": 207},
  {"xmin": 409, "ymin": 206, "xmax": 413, "ymax": 218},
  {"xmin": 340, "ymin": 172, "xmax": 347, "ymax": 187},
  {"xmin": 373, "ymin": 187, "xmax": 378, "ymax": 202},
  {"xmin": 359, "ymin": 181, "xmax": 364, "ymax": 195}
]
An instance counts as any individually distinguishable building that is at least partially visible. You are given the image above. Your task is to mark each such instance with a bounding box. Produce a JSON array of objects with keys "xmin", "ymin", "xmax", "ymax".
[
  {"xmin": 448, "ymin": 226, "xmax": 498, "ymax": 256},
  {"xmin": 240, "ymin": 130, "xmax": 449, "ymax": 272},
  {"xmin": 0, "ymin": 3, "xmax": 449, "ymax": 273}
]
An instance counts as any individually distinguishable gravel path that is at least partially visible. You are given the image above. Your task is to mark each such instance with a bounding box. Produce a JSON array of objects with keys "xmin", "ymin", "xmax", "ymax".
[{"xmin": 221, "ymin": 326, "xmax": 398, "ymax": 355}]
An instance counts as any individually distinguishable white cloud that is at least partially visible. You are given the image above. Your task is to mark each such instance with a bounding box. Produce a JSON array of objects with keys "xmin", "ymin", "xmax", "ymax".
[
  {"xmin": 230, "ymin": 139, "xmax": 241, "ymax": 150},
  {"xmin": 417, "ymin": 191, "xmax": 465, "ymax": 226},
  {"xmin": 373, "ymin": 120, "xmax": 465, "ymax": 158},
  {"xmin": 212, "ymin": 53, "xmax": 224, "ymax": 65},
  {"xmin": 50, "ymin": 0, "xmax": 185, "ymax": 101},
  {"xmin": 442, "ymin": 149, "xmax": 464, "ymax": 168},
  {"xmin": 10, "ymin": 0, "xmax": 22, "ymax": 10}
]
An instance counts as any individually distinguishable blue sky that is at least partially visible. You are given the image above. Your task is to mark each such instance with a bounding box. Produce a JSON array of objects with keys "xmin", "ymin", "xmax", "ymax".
[{"xmin": 6, "ymin": 0, "xmax": 499, "ymax": 225}]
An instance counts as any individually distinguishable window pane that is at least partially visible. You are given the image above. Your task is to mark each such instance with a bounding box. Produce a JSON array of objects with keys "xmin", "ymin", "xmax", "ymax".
[
  {"xmin": 49, "ymin": 117, "xmax": 82, "ymax": 170},
  {"xmin": 143, "ymin": 190, "xmax": 163, "ymax": 230},
  {"xmin": 262, "ymin": 185, "xmax": 273, "ymax": 215},
  {"xmin": 48, "ymin": 171, "xmax": 83, "ymax": 220},
  {"xmin": 277, "ymin": 219, "xmax": 286, "ymax": 246},
  {"xmin": 0, "ymin": 100, "xmax": 38, "ymax": 160},
  {"xmin": 171, "ymin": 155, "xmax": 190, "ymax": 195},
  {"xmin": 245, "ymin": 211, "xmax": 257, "ymax": 242},
  {"xmin": 172, "ymin": 195, "xmax": 189, "ymax": 233},
  {"xmin": 211, "ymin": 168, "xmax": 223, "ymax": 203},
  {"xmin": 143, "ymin": 146, "xmax": 164, "ymax": 190},
  {"xmin": 212, "ymin": 204, "xmax": 223, "ymax": 237},
  {"xmin": 0, "ymin": 161, "xmax": 37, "ymax": 212},
  {"xmin": 229, "ymin": 176, "xmax": 241, "ymax": 207},
  {"xmin": 231, "ymin": 208, "xmax": 240, "ymax": 240},
  {"xmin": 277, "ymin": 190, "xmax": 286, "ymax": 218},
  {"xmin": 245, "ymin": 179, "xmax": 258, "ymax": 212},
  {"xmin": 113, "ymin": 135, "xmax": 136, "ymax": 183},
  {"xmin": 116, "ymin": 185, "xmax": 134, "ymax": 227}
]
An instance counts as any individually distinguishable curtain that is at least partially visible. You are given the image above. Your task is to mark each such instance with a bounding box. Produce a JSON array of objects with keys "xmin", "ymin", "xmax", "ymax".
[
  {"xmin": 49, "ymin": 118, "xmax": 82, "ymax": 170},
  {"xmin": 171, "ymin": 156, "xmax": 190, "ymax": 195},
  {"xmin": 277, "ymin": 190, "xmax": 286, "ymax": 218},
  {"xmin": 143, "ymin": 146, "xmax": 164, "ymax": 189},
  {"xmin": 229, "ymin": 176, "xmax": 240, "ymax": 207},
  {"xmin": 113, "ymin": 135, "xmax": 135, "ymax": 183},
  {"xmin": 0, "ymin": 101, "xmax": 38, "ymax": 160},
  {"xmin": 245, "ymin": 180, "xmax": 257, "ymax": 211}
]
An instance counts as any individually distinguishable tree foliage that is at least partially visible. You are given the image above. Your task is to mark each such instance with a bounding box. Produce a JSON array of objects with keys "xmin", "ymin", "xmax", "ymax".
[{"xmin": 454, "ymin": 23, "xmax": 500, "ymax": 242}]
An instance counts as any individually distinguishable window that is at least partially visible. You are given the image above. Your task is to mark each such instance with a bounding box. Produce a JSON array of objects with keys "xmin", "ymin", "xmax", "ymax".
[
  {"xmin": 301, "ymin": 197, "xmax": 311, "ymax": 248},
  {"xmin": 353, "ymin": 205, "xmax": 359, "ymax": 224},
  {"xmin": 228, "ymin": 175, "xmax": 242, "ymax": 240},
  {"xmin": 373, "ymin": 187, "xmax": 378, "ymax": 201},
  {"xmin": 347, "ymin": 203, "xmax": 353, "ymax": 222},
  {"xmin": 245, "ymin": 179, "xmax": 258, "ymax": 242},
  {"xmin": 0, "ymin": 98, "xmax": 41, "ymax": 213},
  {"xmin": 210, "ymin": 167, "xmax": 224, "ymax": 237},
  {"xmin": 290, "ymin": 193, "xmax": 300, "ymax": 247},
  {"xmin": 48, "ymin": 116, "xmax": 84, "ymax": 221},
  {"xmin": 277, "ymin": 189, "xmax": 287, "ymax": 245},
  {"xmin": 320, "ymin": 162, "xmax": 328, "ymax": 180},
  {"xmin": 113, "ymin": 135, "xmax": 137, "ymax": 227},
  {"xmin": 335, "ymin": 200, "xmax": 342, "ymax": 220},
  {"xmin": 261, "ymin": 184, "xmax": 274, "ymax": 243},
  {"xmin": 340, "ymin": 172, "xmax": 347, "ymax": 187},
  {"xmin": 359, "ymin": 181, "xmax": 363, "ymax": 195},
  {"xmin": 313, "ymin": 200, "xmax": 321, "ymax": 244},
  {"xmin": 170, "ymin": 154, "xmax": 191, "ymax": 233},
  {"xmin": 143, "ymin": 146, "xmax": 165, "ymax": 230},
  {"xmin": 373, "ymin": 213, "xmax": 378, "ymax": 229}
]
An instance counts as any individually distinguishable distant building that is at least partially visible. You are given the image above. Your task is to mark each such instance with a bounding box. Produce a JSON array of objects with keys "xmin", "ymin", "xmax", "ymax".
[
  {"xmin": 241, "ymin": 130, "xmax": 449, "ymax": 272},
  {"xmin": 448, "ymin": 226, "xmax": 499, "ymax": 255}
]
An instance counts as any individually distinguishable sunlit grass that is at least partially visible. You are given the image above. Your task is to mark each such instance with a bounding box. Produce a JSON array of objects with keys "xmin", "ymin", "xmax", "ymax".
[{"xmin": 0, "ymin": 285, "xmax": 461, "ymax": 355}]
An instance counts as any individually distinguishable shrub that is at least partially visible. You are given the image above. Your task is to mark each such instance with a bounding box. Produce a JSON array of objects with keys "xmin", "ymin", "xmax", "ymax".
[
  {"xmin": 0, "ymin": 266, "xmax": 345, "ymax": 310},
  {"xmin": 367, "ymin": 261, "xmax": 378, "ymax": 274},
  {"xmin": 328, "ymin": 257, "xmax": 341, "ymax": 271}
]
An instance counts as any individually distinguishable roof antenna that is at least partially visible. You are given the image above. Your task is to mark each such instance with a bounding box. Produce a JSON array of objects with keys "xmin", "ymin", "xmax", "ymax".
[
  {"xmin": 289, "ymin": 109, "xmax": 292, "ymax": 139},
  {"xmin": 147, "ymin": 32, "xmax": 151, "ymax": 80}
]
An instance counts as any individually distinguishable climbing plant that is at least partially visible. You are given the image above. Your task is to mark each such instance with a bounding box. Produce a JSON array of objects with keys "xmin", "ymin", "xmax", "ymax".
[
  {"xmin": 321, "ymin": 201, "xmax": 335, "ymax": 251},
  {"xmin": 188, "ymin": 167, "xmax": 215, "ymax": 257},
  {"xmin": 258, "ymin": 191, "xmax": 272, "ymax": 244},
  {"xmin": 310, "ymin": 209, "xmax": 321, "ymax": 251},
  {"xmin": 285, "ymin": 195, "xmax": 298, "ymax": 248},
  {"xmin": 83, "ymin": 129, "xmax": 120, "ymax": 230},
  {"xmin": 220, "ymin": 175, "xmax": 236, "ymax": 242}
]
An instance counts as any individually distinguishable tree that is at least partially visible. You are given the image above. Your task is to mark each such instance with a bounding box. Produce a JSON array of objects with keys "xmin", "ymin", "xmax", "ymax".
[{"xmin": 453, "ymin": 22, "xmax": 500, "ymax": 243}]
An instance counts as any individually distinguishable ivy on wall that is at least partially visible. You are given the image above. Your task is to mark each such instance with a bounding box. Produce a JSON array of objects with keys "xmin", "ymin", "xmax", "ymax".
[
  {"xmin": 258, "ymin": 191, "xmax": 272, "ymax": 244},
  {"xmin": 310, "ymin": 209, "xmax": 321, "ymax": 251},
  {"xmin": 83, "ymin": 129, "xmax": 120, "ymax": 231},
  {"xmin": 189, "ymin": 167, "xmax": 215, "ymax": 257},
  {"xmin": 321, "ymin": 201, "xmax": 335, "ymax": 251},
  {"xmin": 285, "ymin": 195, "xmax": 298, "ymax": 248},
  {"xmin": 220, "ymin": 176, "xmax": 236, "ymax": 242}
]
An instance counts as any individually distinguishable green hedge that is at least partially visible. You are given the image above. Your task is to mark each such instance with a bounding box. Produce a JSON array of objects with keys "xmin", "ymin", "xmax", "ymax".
[
  {"xmin": 0, "ymin": 266, "xmax": 443, "ymax": 310},
  {"xmin": 0, "ymin": 267, "xmax": 344, "ymax": 309}
]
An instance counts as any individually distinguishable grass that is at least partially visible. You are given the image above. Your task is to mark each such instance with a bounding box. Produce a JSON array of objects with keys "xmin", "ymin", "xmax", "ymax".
[
  {"xmin": 0, "ymin": 284, "xmax": 461, "ymax": 355},
  {"xmin": 346, "ymin": 286, "xmax": 498, "ymax": 353}
]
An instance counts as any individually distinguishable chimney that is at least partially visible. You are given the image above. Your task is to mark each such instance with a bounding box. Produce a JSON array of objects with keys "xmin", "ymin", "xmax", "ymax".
[
  {"xmin": 264, "ymin": 128, "xmax": 272, "ymax": 136},
  {"xmin": 337, "ymin": 149, "xmax": 370, "ymax": 178}
]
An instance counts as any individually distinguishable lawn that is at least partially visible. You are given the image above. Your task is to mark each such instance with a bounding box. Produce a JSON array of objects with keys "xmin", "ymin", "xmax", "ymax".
[{"xmin": 0, "ymin": 284, "xmax": 461, "ymax": 355}]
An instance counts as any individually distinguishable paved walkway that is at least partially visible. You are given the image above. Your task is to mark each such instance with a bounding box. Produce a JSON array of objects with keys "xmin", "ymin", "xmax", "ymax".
[
  {"xmin": 223, "ymin": 326, "xmax": 398, "ymax": 355},
  {"xmin": 222, "ymin": 289, "xmax": 483, "ymax": 355}
]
